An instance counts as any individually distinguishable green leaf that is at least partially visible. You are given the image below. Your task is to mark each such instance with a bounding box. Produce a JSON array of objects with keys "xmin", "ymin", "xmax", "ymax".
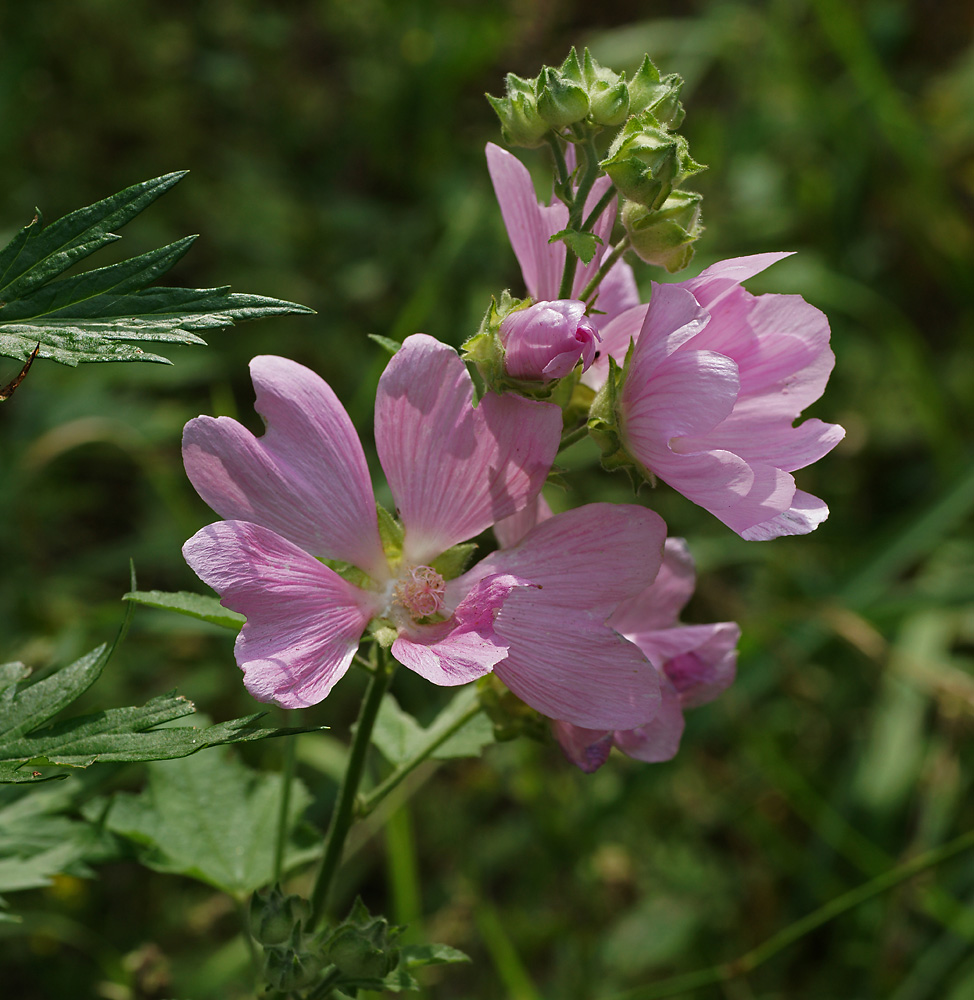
[
  {"xmin": 368, "ymin": 333, "xmax": 402, "ymax": 356},
  {"xmin": 123, "ymin": 589, "xmax": 244, "ymax": 630},
  {"xmin": 401, "ymin": 943, "xmax": 471, "ymax": 969},
  {"xmin": 104, "ymin": 749, "xmax": 319, "ymax": 897},
  {"xmin": 547, "ymin": 227, "xmax": 603, "ymax": 264},
  {"xmin": 371, "ymin": 688, "xmax": 494, "ymax": 768},
  {"xmin": 0, "ymin": 172, "xmax": 313, "ymax": 366},
  {"xmin": 0, "ymin": 645, "xmax": 324, "ymax": 780}
]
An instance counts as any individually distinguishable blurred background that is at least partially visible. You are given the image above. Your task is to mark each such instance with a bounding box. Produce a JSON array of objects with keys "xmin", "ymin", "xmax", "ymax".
[{"xmin": 1, "ymin": 0, "xmax": 972, "ymax": 997}]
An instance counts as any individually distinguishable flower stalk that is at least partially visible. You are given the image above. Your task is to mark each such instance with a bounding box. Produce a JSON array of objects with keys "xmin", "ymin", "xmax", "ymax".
[{"xmin": 309, "ymin": 644, "xmax": 394, "ymax": 928}]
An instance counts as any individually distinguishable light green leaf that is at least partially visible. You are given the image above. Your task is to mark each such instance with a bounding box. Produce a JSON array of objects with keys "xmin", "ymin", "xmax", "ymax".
[
  {"xmin": 105, "ymin": 749, "xmax": 318, "ymax": 897},
  {"xmin": 0, "ymin": 172, "xmax": 313, "ymax": 366},
  {"xmin": 547, "ymin": 227, "xmax": 603, "ymax": 264},
  {"xmin": 123, "ymin": 589, "xmax": 244, "ymax": 630},
  {"xmin": 371, "ymin": 688, "xmax": 494, "ymax": 768},
  {"xmin": 401, "ymin": 943, "xmax": 471, "ymax": 969}
]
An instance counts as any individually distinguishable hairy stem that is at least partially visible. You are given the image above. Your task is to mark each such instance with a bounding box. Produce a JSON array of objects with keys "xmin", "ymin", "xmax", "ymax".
[
  {"xmin": 309, "ymin": 646, "xmax": 394, "ymax": 928},
  {"xmin": 272, "ymin": 712, "xmax": 298, "ymax": 883}
]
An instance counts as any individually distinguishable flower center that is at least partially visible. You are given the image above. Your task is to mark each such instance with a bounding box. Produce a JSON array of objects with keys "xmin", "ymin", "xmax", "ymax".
[{"xmin": 393, "ymin": 565, "xmax": 446, "ymax": 620}]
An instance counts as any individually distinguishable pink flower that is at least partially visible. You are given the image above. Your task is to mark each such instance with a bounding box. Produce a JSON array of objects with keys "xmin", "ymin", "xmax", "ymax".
[
  {"xmin": 589, "ymin": 254, "xmax": 845, "ymax": 540},
  {"xmin": 486, "ymin": 142, "xmax": 639, "ymax": 323},
  {"xmin": 500, "ymin": 299, "xmax": 601, "ymax": 380},
  {"xmin": 181, "ymin": 334, "xmax": 562, "ymax": 708},
  {"xmin": 552, "ymin": 538, "xmax": 740, "ymax": 771}
]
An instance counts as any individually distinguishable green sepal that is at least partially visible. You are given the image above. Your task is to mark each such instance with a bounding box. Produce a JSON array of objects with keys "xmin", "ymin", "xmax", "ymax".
[
  {"xmin": 547, "ymin": 227, "xmax": 603, "ymax": 264},
  {"xmin": 430, "ymin": 542, "xmax": 478, "ymax": 581},
  {"xmin": 377, "ymin": 503, "xmax": 404, "ymax": 567},
  {"xmin": 319, "ymin": 558, "xmax": 373, "ymax": 590},
  {"xmin": 628, "ymin": 56, "xmax": 685, "ymax": 128}
]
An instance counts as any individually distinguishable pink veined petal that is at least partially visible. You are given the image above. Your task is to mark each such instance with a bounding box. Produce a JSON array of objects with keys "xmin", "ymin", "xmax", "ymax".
[
  {"xmin": 682, "ymin": 252, "xmax": 794, "ymax": 311},
  {"xmin": 183, "ymin": 521, "xmax": 382, "ymax": 709},
  {"xmin": 613, "ymin": 679, "xmax": 686, "ymax": 763},
  {"xmin": 623, "ymin": 348, "xmax": 742, "ymax": 448},
  {"xmin": 492, "ymin": 597, "xmax": 662, "ymax": 729},
  {"xmin": 486, "ymin": 142, "xmax": 566, "ymax": 300},
  {"xmin": 686, "ymin": 411, "xmax": 845, "ymax": 472},
  {"xmin": 630, "ymin": 282, "xmax": 711, "ymax": 370},
  {"xmin": 182, "ymin": 355, "xmax": 386, "ymax": 581},
  {"xmin": 375, "ymin": 334, "xmax": 561, "ymax": 565},
  {"xmin": 456, "ymin": 503, "xmax": 667, "ymax": 612},
  {"xmin": 391, "ymin": 573, "xmax": 527, "ymax": 685},
  {"xmin": 492, "ymin": 493, "xmax": 553, "ymax": 549},
  {"xmin": 591, "ymin": 256, "xmax": 641, "ymax": 326},
  {"xmin": 739, "ymin": 488, "xmax": 830, "ymax": 541},
  {"xmin": 551, "ymin": 720, "xmax": 614, "ymax": 773},
  {"xmin": 609, "ymin": 537, "xmax": 697, "ymax": 633}
]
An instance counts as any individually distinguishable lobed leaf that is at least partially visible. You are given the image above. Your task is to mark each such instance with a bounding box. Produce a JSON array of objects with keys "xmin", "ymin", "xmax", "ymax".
[{"xmin": 0, "ymin": 172, "xmax": 313, "ymax": 366}]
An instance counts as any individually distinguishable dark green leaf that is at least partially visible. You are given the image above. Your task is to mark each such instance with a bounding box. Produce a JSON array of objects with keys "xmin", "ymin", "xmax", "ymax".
[{"xmin": 0, "ymin": 172, "xmax": 313, "ymax": 366}]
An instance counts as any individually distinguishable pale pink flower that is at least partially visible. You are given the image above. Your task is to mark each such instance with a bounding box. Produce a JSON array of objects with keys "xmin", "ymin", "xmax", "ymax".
[
  {"xmin": 486, "ymin": 142, "xmax": 639, "ymax": 322},
  {"xmin": 499, "ymin": 299, "xmax": 601, "ymax": 380},
  {"xmin": 552, "ymin": 538, "xmax": 740, "ymax": 771},
  {"xmin": 589, "ymin": 254, "xmax": 845, "ymax": 540},
  {"xmin": 181, "ymin": 334, "xmax": 562, "ymax": 708}
]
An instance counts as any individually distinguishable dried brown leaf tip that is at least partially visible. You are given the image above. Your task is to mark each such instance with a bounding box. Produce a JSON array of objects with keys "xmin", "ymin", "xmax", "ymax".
[{"xmin": 0, "ymin": 344, "xmax": 40, "ymax": 402}]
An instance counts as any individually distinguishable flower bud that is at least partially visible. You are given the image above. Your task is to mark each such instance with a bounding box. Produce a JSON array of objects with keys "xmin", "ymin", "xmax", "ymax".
[
  {"xmin": 601, "ymin": 115, "xmax": 702, "ymax": 209},
  {"xmin": 500, "ymin": 299, "xmax": 600, "ymax": 380},
  {"xmin": 486, "ymin": 74, "xmax": 548, "ymax": 148},
  {"xmin": 589, "ymin": 78, "xmax": 630, "ymax": 127},
  {"xmin": 621, "ymin": 191, "xmax": 703, "ymax": 272},
  {"xmin": 249, "ymin": 885, "xmax": 310, "ymax": 947},
  {"xmin": 536, "ymin": 67, "xmax": 590, "ymax": 128},
  {"xmin": 628, "ymin": 56, "xmax": 686, "ymax": 128}
]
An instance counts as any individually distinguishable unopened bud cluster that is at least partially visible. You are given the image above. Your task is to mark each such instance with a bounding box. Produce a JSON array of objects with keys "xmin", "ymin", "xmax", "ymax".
[{"xmin": 487, "ymin": 47, "xmax": 705, "ymax": 273}]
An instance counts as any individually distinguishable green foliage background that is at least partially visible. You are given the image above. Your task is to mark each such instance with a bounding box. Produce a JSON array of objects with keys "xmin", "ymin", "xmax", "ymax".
[{"xmin": 1, "ymin": 0, "xmax": 973, "ymax": 997}]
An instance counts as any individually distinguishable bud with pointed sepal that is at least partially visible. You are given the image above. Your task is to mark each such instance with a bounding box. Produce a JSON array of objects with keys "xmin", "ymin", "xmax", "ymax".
[
  {"xmin": 536, "ymin": 66, "xmax": 590, "ymax": 129},
  {"xmin": 628, "ymin": 55, "xmax": 686, "ymax": 128},
  {"xmin": 621, "ymin": 191, "xmax": 704, "ymax": 273},
  {"xmin": 486, "ymin": 73, "xmax": 549, "ymax": 148},
  {"xmin": 600, "ymin": 113, "xmax": 705, "ymax": 209}
]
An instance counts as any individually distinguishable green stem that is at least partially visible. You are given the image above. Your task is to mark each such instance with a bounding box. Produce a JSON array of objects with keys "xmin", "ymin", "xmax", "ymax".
[
  {"xmin": 581, "ymin": 184, "xmax": 617, "ymax": 234},
  {"xmin": 546, "ymin": 133, "xmax": 571, "ymax": 192},
  {"xmin": 580, "ymin": 236, "xmax": 630, "ymax": 305},
  {"xmin": 602, "ymin": 826, "xmax": 974, "ymax": 1000},
  {"xmin": 308, "ymin": 647, "xmax": 394, "ymax": 928},
  {"xmin": 356, "ymin": 698, "xmax": 484, "ymax": 818},
  {"xmin": 273, "ymin": 712, "xmax": 298, "ymax": 883},
  {"xmin": 557, "ymin": 130, "xmax": 602, "ymax": 300},
  {"xmin": 557, "ymin": 424, "xmax": 589, "ymax": 455}
]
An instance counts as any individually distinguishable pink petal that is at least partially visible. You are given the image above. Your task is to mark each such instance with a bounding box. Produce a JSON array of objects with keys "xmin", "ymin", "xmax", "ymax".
[
  {"xmin": 613, "ymin": 679, "xmax": 686, "ymax": 763},
  {"xmin": 591, "ymin": 257, "xmax": 640, "ymax": 326},
  {"xmin": 492, "ymin": 599, "xmax": 661, "ymax": 729},
  {"xmin": 582, "ymin": 303, "xmax": 647, "ymax": 389},
  {"xmin": 183, "ymin": 521, "xmax": 381, "ymax": 708},
  {"xmin": 610, "ymin": 537, "xmax": 697, "ymax": 633},
  {"xmin": 493, "ymin": 493, "xmax": 553, "ymax": 549},
  {"xmin": 182, "ymin": 355, "xmax": 386, "ymax": 581},
  {"xmin": 375, "ymin": 334, "xmax": 561, "ymax": 565},
  {"xmin": 682, "ymin": 252, "xmax": 794, "ymax": 310},
  {"xmin": 551, "ymin": 721, "xmax": 614, "ymax": 773},
  {"xmin": 486, "ymin": 142, "xmax": 566, "ymax": 300},
  {"xmin": 739, "ymin": 488, "xmax": 830, "ymax": 541},
  {"xmin": 458, "ymin": 503, "xmax": 667, "ymax": 612}
]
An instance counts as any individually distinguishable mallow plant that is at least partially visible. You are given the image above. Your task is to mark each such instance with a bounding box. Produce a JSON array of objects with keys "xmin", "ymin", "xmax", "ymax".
[{"xmin": 8, "ymin": 47, "xmax": 966, "ymax": 1000}]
